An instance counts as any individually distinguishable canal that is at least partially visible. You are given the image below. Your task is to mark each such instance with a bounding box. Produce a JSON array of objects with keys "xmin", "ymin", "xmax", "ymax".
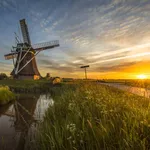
[{"xmin": 0, "ymin": 94, "xmax": 54, "ymax": 150}]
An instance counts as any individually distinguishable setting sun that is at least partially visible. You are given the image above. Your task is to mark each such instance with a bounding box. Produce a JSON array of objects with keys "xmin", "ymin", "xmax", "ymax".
[{"xmin": 136, "ymin": 74, "xmax": 147, "ymax": 79}]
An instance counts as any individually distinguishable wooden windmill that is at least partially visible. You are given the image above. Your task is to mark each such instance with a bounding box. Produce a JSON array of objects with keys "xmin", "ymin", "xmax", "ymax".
[{"xmin": 4, "ymin": 19, "xmax": 59, "ymax": 80}]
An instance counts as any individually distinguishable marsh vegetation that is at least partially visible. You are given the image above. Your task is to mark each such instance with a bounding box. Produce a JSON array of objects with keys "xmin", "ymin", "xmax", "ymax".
[
  {"xmin": 1, "ymin": 80, "xmax": 150, "ymax": 149},
  {"xmin": 32, "ymin": 83, "xmax": 150, "ymax": 150}
]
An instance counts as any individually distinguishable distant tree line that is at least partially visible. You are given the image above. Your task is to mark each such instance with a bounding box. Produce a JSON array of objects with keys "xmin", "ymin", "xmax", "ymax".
[{"xmin": 0, "ymin": 73, "xmax": 8, "ymax": 80}]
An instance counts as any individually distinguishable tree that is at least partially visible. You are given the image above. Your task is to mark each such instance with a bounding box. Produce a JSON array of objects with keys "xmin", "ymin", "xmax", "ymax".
[{"xmin": 0, "ymin": 73, "xmax": 7, "ymax": 80}]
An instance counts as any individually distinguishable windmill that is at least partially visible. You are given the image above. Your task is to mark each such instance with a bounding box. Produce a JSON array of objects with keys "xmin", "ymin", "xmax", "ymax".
[{"xmin": 4, "ymin": 19, "xmax": 59, "ymax": 80}]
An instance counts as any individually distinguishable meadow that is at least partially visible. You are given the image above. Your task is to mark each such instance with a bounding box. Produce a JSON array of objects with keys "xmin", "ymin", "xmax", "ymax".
[
  {"xmin": 0, "ymin": 79, "xmax": 54, "ymax": 93},
  {"xmin": 1, "ymin": 79, "xmax": 150, "ymax": 149},
  {"xmin": 30, "ymin": 82, "xmax": 150, "ymax": 150}
]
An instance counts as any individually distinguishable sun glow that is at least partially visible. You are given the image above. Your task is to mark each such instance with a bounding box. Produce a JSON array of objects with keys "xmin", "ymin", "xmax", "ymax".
[{"xmin": 136, "ymin": 74, "xmax": 147, "ymax": 79}]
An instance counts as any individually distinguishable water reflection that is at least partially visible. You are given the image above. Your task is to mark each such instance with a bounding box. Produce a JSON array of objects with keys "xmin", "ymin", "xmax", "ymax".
[{"xmin": 0, "ymin": 94, "xmax": 54, "ymax": 150}]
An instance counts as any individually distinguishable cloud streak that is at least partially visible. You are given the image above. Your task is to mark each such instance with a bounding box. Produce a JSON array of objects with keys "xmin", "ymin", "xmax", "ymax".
[{"xmin": 0, "ymin": 0, "xmax": 150, "ymax": 78}]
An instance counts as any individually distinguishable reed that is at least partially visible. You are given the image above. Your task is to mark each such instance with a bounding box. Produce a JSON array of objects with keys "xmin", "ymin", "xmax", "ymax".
[{"xmin": 32, "ymin": 82, "xmax": 150, "ymax": 150}]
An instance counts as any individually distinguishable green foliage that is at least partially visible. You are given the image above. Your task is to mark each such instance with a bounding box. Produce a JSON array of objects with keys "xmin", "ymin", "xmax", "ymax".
[
  {"xmin": 0, "ymin": 86, "xmax": 15, "ymax": 105},
  {"xmin": 33, "ymin": 83, "xmax": 150, "ymax": 150},
  {"xmin": 0, "ymin": 73, "xmax": 7, "ymax": 80}
]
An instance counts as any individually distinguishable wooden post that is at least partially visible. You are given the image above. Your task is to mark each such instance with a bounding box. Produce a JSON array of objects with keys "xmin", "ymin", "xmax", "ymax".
[{"xmin": 80, "ymin": 65, "xmax": 90, "ymax": 79}]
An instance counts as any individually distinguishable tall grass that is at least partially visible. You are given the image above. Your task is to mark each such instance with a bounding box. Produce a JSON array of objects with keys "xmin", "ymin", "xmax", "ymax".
[
  {"xmin": 31, "ymin": 82, "xmax": 150, "ymax": 150},
  {"xmin": 124, "ymin": 79, "xmax": 150, "ymax": 89},
  {"xmin": 0, "ymin": 86, "xmax": 15, "ymax": 105}
]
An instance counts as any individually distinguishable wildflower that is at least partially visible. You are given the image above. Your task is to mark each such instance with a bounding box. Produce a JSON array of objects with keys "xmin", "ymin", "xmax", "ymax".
[
  {"xmin": 68, "ymin": 103, "xmax": 75, "ymax": 110},
  {"xmin": 67, "ymin": 123, "xmax": 76, "ymax": 133},
  {"xmin": 80, "ymin": 130, "xmax": 84, "ymax": 135},
  {"xmin": 67, "ymin": 136, "xmax": 72, "ymax": 140},
  {"xmin": 109, "ymin": 109, "xmax": 113, "ymax": 112},
  {"xmin": 85, "ymin": 91, "xmax": 91, "ymax": 94},
  {"xmin": 80, "ymin": 140, "xmax": 83, "ymax": 144}
]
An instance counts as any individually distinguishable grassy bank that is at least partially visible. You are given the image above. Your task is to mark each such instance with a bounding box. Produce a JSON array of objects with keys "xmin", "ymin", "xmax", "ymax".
[
  {"xmin": 0, "ymin": 79, "xmax": 57, "ymax": 93},
  {"xmin": 0, "ymin": 86, "xmax": 15, "ymax": 105},
  {"xmin": 124, "ymin": 79, "xmax": 150, "ymax": 89},
  {"xmin": 31, "ymin": 83, "xmax": 150, "ymax": 150},
  {"xmin": 100, "ymin": 79, "xmax": 150, "ymax": 89}
]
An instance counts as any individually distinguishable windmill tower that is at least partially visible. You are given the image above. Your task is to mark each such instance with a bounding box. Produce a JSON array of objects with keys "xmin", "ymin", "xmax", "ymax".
[{"xmin": 4, "ymin": 19, "xmax": 59, "ymax": 80}]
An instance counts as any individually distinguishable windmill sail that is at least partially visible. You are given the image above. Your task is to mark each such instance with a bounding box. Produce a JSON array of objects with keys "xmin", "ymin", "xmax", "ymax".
[
  {"xmin": 33, "ymin": 40, "xmax": 59, "ymax": 51},
  {"xmin": 20, "ymin": 19, "xmax": 31, "ymax": 45},
  {"xmin": 4, "ymin": 19, "xmax": 60, "ymax": 80},
  {"xmin": 4, "ymin": 52, "xmax": 18, "ymax": 60}
]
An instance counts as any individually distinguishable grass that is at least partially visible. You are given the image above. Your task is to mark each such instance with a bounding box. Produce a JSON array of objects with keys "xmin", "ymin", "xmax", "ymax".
[
  {"xmin": 124, "ymin": 79, "xmax": 150, "ymax": 89},
  {"xmin": 0, "ymin": 79, "xmax": 59, "ymax": 93},
  {"xmin": 0, "ymin": 86, "xmax": 15, "ymax": 105},
  {"xmin": 100, "ymin": 79, "xmax": 150, "ymax": 89},
  {"xmin": 29, "ymin": 82, "xmax": 150, "ymax": 150}
]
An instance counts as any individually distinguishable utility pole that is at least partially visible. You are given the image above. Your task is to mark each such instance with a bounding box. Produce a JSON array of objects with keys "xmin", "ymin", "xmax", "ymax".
[{"xmin": 80, "ymin": 65, "xmax": 90, "ymax": 79}]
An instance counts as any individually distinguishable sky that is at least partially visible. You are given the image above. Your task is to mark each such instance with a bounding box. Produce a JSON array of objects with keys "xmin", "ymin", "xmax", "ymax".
[{"xmin": 0, "ymin": 0, "xmax": 150, "ymax": 79}]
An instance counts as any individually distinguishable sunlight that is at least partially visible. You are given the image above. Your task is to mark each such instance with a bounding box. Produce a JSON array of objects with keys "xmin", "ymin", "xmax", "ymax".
[{"xmin": 136, "ymin": 74, "xmax": 147, "ymax": 79}]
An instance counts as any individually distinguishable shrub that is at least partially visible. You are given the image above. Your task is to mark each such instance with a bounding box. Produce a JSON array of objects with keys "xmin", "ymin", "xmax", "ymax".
[
  {"xmin": 52, "ymin": 77, "xmax": 62, "ymax": 84},
  {"xmin": 0, "ymin": 86, "xmax": 15, "ymax": 105},
  {"xmin": 0, "ymin": 73, "xmax": 7, "ymax": 80}
]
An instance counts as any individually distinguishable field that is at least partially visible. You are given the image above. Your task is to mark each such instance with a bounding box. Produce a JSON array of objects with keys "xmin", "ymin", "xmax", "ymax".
[
  {"xmin": 1, "ymin": 79, "xmax": 150, "ymax": 149},
  {"xmin": 0, "ymin": 79, "xmax": 54, "ymax": 93},
  {"xmin": 30, "ymin": 82, "xmax": 150, "ymax": 150}
]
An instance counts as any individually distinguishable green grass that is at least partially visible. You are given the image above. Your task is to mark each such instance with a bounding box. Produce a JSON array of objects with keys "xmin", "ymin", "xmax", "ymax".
[
  {"xmin": 0, "ymin": 79, "xmax": 58, "ymax": 93},
  {"xmin": 0, "ymin": 86, "xmax": 15, "ymax": 105},
  {"xmin": 29, "ymin": 82, "xmax": 150, "ymax": 150}
]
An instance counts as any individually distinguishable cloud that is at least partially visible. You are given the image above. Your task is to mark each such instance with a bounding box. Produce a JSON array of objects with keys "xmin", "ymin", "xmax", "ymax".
[
  {"xmin": 0, "ymin": 0, "xmax": 150, "ymax": 78},
  {"xmin": 0, "ymin": 0, "xmax": 17, "ymax": 11},
  {"xmin": 0, "ymin": 61, "xmax": 12, "ymax": 74},
  {"xmin": 93, "ymin": 61, "xmax": 139, "ymax": 72},
  {"xmin": 93, "ymin": 60, "xmax": 150, "ymax": 73}
]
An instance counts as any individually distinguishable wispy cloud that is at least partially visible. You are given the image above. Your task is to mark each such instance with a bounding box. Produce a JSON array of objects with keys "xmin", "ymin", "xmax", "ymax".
[{"xmin": 0, "ymin": 0, "xmax": 150, "ymax": 78}]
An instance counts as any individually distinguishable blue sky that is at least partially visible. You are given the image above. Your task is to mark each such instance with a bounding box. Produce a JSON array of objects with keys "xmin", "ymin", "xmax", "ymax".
[{"xmin": 0, "ymin": 0, "xmax": 150, "ymax": 78}]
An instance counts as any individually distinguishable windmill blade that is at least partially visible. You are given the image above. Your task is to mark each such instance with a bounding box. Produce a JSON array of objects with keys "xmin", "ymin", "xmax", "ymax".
[
  {"xmin": 4, "ymin": 52, "xmax": 18, "ymax": 60},
  {"xmin": 32, "ymin": 40, "xmax": 59, "ymax": 51},
  {"xmin": 20, "ymin": 19, "xmax": 31, "ymax": 45}
]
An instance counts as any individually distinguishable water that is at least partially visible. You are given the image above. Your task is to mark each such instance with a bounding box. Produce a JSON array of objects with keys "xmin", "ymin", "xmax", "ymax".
[
  {"xmin": 101, "ymin": 83, "xmax": 150, "ymax": 98},
  {"xmin": 0, "ymin": 94, "xmax": 54, "ymax": 150}
]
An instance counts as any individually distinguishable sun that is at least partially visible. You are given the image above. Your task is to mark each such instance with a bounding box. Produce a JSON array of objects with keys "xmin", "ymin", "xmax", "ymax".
[{"xmin": 136, "ymin": 74, "xmax": 147, "ymax": 79}]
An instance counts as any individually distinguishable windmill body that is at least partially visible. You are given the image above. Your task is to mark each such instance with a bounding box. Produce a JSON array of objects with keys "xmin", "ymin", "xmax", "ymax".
[{"xmin": 4, "ymin": 19, "xmax": 59, "ymax": 80}]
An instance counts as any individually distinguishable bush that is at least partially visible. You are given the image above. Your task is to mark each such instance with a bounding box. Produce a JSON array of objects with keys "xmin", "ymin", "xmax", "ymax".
[
  {"xmin": 52, "ymin": 77, "xmax": 62, "ymax": 85},
  {"xmin": 0, "ymin": 86, "xmax": 15, "ymax": 105},
  {"xmin": 0, "ymin": 73, "xmax": 7, "ymax": 80}
]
